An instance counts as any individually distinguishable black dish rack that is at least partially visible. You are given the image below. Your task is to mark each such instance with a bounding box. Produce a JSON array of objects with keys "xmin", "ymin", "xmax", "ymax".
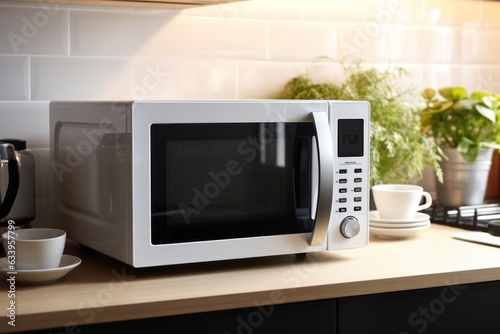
[{"xmin": 424, "ymin": 202, "xmax": 500, "ymax": 231}]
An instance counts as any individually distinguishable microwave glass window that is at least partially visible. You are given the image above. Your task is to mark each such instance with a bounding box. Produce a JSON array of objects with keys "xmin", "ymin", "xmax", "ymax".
[
  {"xmin": 338, "ymin": 119, "xmax": 364, "ymax": 157},
  {"xmin": 150, "ymin": 123, "xmax": 316, "ymax": 244}
]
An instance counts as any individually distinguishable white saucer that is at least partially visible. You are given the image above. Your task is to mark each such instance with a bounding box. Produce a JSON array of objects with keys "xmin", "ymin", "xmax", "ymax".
[
  {"xmin": 370, "ymin": 220, "xmax": 430, "ymax": 229},
  {"xmin": 370, "ymin": 211, "xmax": 430, "ymax": 224},
  {"xmin": 0, "ymin": 255, "xmax": 81, "ymax": 284},
  {"xmin": 370, "ymin": 223, "xmax": 430, "ymax": 239}
]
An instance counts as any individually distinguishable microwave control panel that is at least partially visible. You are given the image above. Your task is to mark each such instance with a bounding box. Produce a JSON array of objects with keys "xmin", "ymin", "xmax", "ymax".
[{"xmin": 328, "ymin": 102, "xmax": 370, "ymax": 250}]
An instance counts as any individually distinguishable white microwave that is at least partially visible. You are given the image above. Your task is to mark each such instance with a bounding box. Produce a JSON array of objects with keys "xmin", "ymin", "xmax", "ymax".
[{"xmin": 49, "ymin": 100, "xmax": 370, "ymax": 268}]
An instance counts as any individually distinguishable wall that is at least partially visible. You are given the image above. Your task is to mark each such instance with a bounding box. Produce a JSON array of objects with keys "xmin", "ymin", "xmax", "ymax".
[{"xmin": 1, "ymin": 0, "xmax": 500, "ymax": 224}]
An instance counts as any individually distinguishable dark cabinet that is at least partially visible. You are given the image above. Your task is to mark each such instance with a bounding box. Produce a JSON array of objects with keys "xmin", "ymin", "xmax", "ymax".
[
  {"xmin": 24, "ymin": 280, "xmax": 500, "ymax": 334},
  {"xmin": 339, "ymin": 281, "xmax": 500, "ymax": 334},
  {"xmin": 26, "ymin": 299, "xmax": 337, "ymax": 334}
]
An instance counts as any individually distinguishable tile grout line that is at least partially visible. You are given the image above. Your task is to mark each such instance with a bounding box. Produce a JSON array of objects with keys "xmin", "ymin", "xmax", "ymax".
[{"xmin": 28, "ymin": 54, "xmax": 31, "ymax": 101}]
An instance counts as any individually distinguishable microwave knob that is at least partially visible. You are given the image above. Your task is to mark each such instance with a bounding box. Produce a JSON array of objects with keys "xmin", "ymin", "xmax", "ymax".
[{"xmin": 340, "ymin": 216, "xmax": 360, "ymax": 239}]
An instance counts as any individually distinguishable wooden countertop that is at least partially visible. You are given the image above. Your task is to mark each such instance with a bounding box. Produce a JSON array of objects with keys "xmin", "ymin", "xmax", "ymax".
[{"xmin": 2, "ymin": 223, "xmax": 500, "ymax": 333}]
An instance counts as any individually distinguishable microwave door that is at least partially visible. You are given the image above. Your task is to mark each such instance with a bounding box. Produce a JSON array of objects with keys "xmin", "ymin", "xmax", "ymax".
[
  {"xmin": 150, "ymin": 121, "xmax": 320, "ymax": 246},
  {"xmin": 308, "ymin": 112, "xmax": 334, "ymax": 246}
]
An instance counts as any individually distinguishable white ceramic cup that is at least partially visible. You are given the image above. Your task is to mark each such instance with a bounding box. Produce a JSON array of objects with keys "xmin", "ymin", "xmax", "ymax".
[
  {"xmin": 372, "ymin": 184, "xmax": 433, "ymax": 220},
  {"xmin": 1, "ymin": 228, "xmax": 66, "ymax": 270}
]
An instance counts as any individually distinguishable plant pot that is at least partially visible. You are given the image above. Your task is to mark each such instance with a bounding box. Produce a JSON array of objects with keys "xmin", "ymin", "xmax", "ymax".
[{"xmin": 435, "ymin": 147, "xmax": 494, "ymax": 207}]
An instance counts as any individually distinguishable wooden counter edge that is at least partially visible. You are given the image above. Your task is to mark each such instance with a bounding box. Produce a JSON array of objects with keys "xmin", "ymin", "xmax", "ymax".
[{"xmin": 4, "ymin": 267, "xmax": 500, "ymax": 333}]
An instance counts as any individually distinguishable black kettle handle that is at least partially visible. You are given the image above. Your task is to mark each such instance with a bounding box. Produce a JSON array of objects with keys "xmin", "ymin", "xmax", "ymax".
[{"xmin": 0, "ymin": 143, "xmax": 20, "ymax": 219}]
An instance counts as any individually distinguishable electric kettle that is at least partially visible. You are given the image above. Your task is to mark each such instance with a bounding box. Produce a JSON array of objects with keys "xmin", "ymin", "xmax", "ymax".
[{"xmin": 0, "ymin": 139, "xmax": 35, "ymax": 228}]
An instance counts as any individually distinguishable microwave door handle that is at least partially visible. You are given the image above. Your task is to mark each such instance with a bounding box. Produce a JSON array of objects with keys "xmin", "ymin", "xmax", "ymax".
[{"xmin": 308, "ymin": 111, "xmax": 334, "ymax": 246}]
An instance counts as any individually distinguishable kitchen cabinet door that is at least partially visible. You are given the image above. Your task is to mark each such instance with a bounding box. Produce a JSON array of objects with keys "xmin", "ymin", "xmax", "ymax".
[
  {"xmin": 24, "ymin": 299, "xmax": 337, "ymax": 334},
  {"xmin": 338, "ymin": 280, "xmax": 500, "ymax": 334}
]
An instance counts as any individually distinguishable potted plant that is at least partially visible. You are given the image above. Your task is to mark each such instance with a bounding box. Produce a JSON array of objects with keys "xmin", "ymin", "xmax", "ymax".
[
  {"xmin": 279, "ymin": 62, "xmax": 443, "ymax": 187},
  {"xmin": 420, "ymin": 87, "xmax": 500, "ymax": 206}
]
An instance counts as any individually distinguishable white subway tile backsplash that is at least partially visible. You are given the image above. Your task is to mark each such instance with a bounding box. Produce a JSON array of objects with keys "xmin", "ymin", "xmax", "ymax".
[
  {"xmin": 0, "ymin": 101, "xmax": 49, "ymax": 147},
  {"xmin": 70, "ymin": 10, "xmax": 174, "ymax": 57},
  {"xmin": 418, "ymin": 0, "xmax": 482, "ymax": 26},
  {"xmin": 385, "ymin": 0, "xmax": 417, "ymax": 25},
  {"xmin": 304, "ymin": 0, "xmax": 416, "ymax": 25},
  {"xmin": 337, "ymin": 23, "xmax": 392, "ymax": 63},
  {"xmin": 392, "ymin": 65, "xmax": 422, "ymax": 91},
  {"xmin": 0, "ymin": 55, "xmax": 30, "ymax": 100},
  {"xmin": 474, "ymin": 66, "xmax": 500, "ymax": 93},
  {"xmin": 31, "ymin": 56, "xmax": 131, "ymax": 100},
  {"xmin": 305, "ymin": 62, "xmax": 345, "ymax": 86},
  {"xmin": 238, "ymin": 61, "xmax": 305, "ymax": 99},
  {"xmin": 239, "ymin": 61, "xmax": 356, "ymax": 100},
  {"xmin": 181, "ymin": 2, "xmax": 240, "ymax": 18},
  {"xmin": 71, "ymin": 11, "xmax": 267, "ymax": 60},
  {"xmin": 0, "ymin": 5, "xmax": 68, "ymax": 55},
  {"xmin": 32, "ymin": 147, "xmax": 50, "ymax": 227},
  {"xmin": 460, "ymin": 28, "xmax": 500, "ymax": 64},
  {"xmin": 268, "ymin": 22, "xmax": 337, "ymax": 61},
  {"xmin": 235, "ymin": 0, "xmax": 304, "ymax": 20},
  {"xmin": 416, "ymin": 65, "xmax": 500, "ymax": 96},
  {"xmin": 0, "ymin": 0, "xmax": 499, "ymax": 218},
  {"xmin": 455, "ymin": 66, "xmax": 500, "ymax": 93},
  {"xmin": 414, "ymin": 64, "xmax": 457, "ymax": 90},
  {"xmin": 482, "ymin": 1, "xmax": 500, "ymax": 28},
  {"xmin": 182, "ymin": 0, "xmax": 304, "ymax": 21},
  {"xmin": 76, "ymin": 56, "xmax": 238, "ymax": 99},
  {"xmin": 157, "ymin": 17, "xmax": 267, "ymax": 60},
  {"xmin": 120, "ymin": 58, "xmax": 238, "ymax": 99},
  {"xmin": 159, "ymin": 59, "xmax": 237, "ymax": 99},
  {"xmin": 0, "ymin": 1, "xmax": 498, "ymax": 116},
  {"xmin": 391, "ymin": 26, "xmax": 457, "ymax": 63},
  {"xmin": 304, "ymin": 0, "xmax": 371, "ymax": 22}
]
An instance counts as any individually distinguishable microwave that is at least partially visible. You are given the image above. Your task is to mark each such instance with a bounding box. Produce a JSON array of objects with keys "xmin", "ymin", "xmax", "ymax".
[{"xmin": 49, "ymin": 100, "xmax": 370, "ymax": 268}]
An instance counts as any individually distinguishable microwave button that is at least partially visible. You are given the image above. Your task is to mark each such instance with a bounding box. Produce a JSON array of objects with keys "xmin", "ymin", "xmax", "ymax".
[
  {"xmin": 339, "ymin": 207, "xmax": 347, "ymax": 213},
  {"xmin": 354, "ymin": 197, "xmax": 362, "ymax": 202},
  {"xmin": 354, "ymin": 187, "xmax": 362, "ymax": 192},
  {"xmin": 354, "ymin": 178, "xmax": 362, "ymax": 183},
  {"xmin": 354, "ymin": 206, "xmax": 362, "ymax": 211},
  {"xmin": 339, "ymin": 179, "xmax": 347, "ymax": 184},
  {"xmin": 339, "ymin": 198, "xmax": 347, "ymax": 203},
  {"xmin": 339, "ymin": 188, "xmax": 347, "ymax": 193},
  {"xmin": 339, "ymin": 169, "xmax": 347, "ymax": 174},
  {"xmin": 354, "ymin": 168, "xmax": 362, "ymax": 173}
]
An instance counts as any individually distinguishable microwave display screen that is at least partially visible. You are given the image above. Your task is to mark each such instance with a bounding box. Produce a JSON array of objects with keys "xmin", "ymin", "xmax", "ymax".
[
  {"xmin": 150, "ymin": 122, "xmax": 316, "ymax": 245},
  {"xmin": 338, "ymin": 119, "xmax": 364, "ymax": 157}
]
